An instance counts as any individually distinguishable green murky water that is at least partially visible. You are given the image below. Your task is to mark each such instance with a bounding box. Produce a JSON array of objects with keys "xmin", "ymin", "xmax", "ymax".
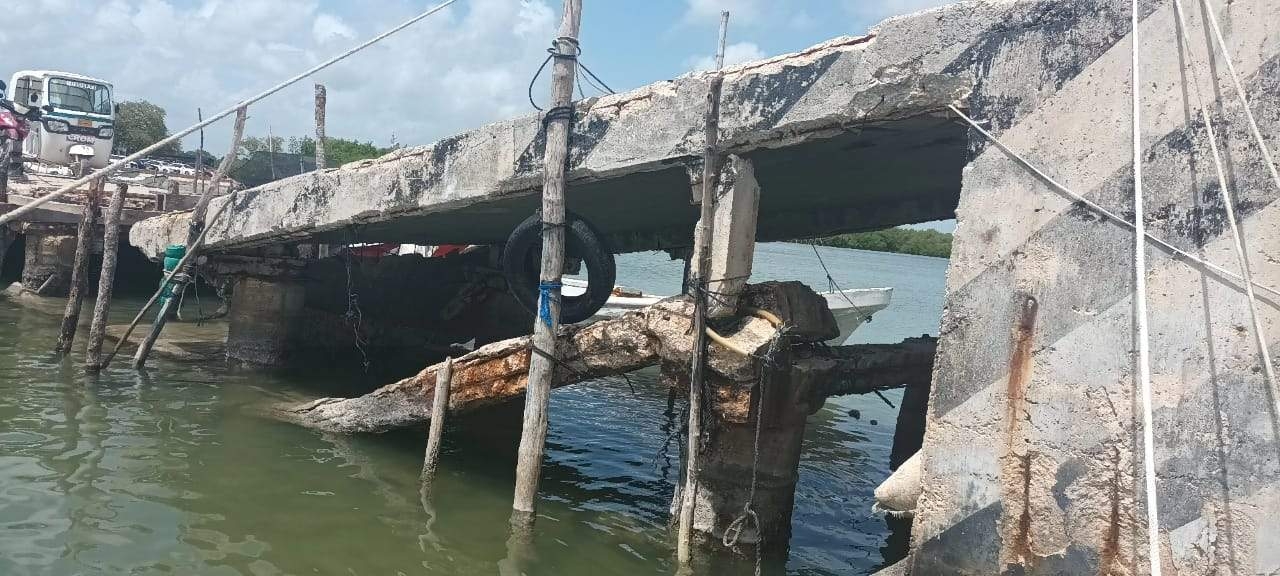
[{"xmin": 0, "ymin": 243, "xmax": 947, "ymax": 575}]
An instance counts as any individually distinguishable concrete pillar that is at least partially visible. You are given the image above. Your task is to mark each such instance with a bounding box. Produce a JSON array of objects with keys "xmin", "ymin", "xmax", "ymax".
[
  {"xmin": 690, "ymin": 155, "xmax": 761, "ymax": 318},
  {"xmin": 672, "ymin": 351, "xmax": 807, "ymax": 559},
  {"xmin": 0, "ymin": 225, "xmax": 15, "ymax": 280},
  {"xmin": 226, "ymin": 276, "xmax": 306, "ymax": 366},
  {"xmin": 889, "ymin": 377, "xmax": 931, "ymax": 471},
  {"xmin": 21, "ymin": 226, "xmax": 77, "ymax": 296}
]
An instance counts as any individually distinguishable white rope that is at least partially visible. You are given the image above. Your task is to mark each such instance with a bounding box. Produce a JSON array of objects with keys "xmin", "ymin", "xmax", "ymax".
[
  {"xmin": 947, "ymin": 104, "xmax": 1280, "ymax": 303},
  {"xmin": 1130, "ymin": 2, "xmax": 1162, "ymax": 572},
  {"xmin": 1197, "ymin": 0, "xmax": 1280, "ymax": 195},
  {"xmin": 0, "ymin": 0, "xmax": 460, "ymax": 226},
  {"xmin": 1172, "ymin": 0, "xmax": 1279, "ymax": 444}
]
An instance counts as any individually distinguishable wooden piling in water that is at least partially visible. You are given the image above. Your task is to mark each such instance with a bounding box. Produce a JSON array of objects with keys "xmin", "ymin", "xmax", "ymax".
[
  {"xmin": 54, "ymin": 179, "xmax": 102, "ymax": 355},
  {"xmin": 677, "ymin": 10, "xmax": 730, "ymax": 566},
  {"xmin": 420, "ymin": 357, "xmax": 453, "ymax": 491},
  {"xmin": 510, "ymin": 0, "xmax": 583, "ymax": 525},
  {"xmin": 85, "ymin": 183, "xmax": 128, "ymax": 370}
]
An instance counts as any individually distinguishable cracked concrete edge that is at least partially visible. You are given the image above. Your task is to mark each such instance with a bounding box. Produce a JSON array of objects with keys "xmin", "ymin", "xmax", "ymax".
[{"xmin": 127, "ymin": 1, "xmax": 1009, "ymax": 260}]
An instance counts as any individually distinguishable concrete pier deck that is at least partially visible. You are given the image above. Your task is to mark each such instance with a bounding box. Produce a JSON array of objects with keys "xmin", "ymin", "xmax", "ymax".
[{"xmin": 130, "ymin": 29, "xmax": 974, "ymax": 258}]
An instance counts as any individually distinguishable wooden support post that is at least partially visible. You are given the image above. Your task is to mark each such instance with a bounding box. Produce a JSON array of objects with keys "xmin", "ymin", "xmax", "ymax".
[
  {"xmin": 0, "ymin": 145, "xmax": 9, "ymax": 203},
  {"xmin": 678, "ymin": 10, "xmax": 730, "ymax": 566},
  {"xmin": 314, "ymin": 85, "xmax": 329, "ymax": 258},
  {"xmin": 131, "ymin": 108, "xmax": 247, "ymax": 370},
  {"xmin": 207, "ymin": 107, "xmax": 248, "ymax": 195},
  {"xmin": 85, "ymin": 183, "xmax": 128, "ymax": 370},
  {"xmin": 421, "ymin": 357, "xmax": 454, "ymax": 491},
  {"xmin": 510, "ymin": 0, "xmax": 582, "ymax": 525},
  {"xmin": 195, "ymin": 108, "xmax": 205, "ymax": 194},
  {"xmin": 314, "ymin": 85, "xmax": 327, "ymax": 170},
  {"xmin": 54, "ymin": 179, "xmax": 102, "ymax": 355}
]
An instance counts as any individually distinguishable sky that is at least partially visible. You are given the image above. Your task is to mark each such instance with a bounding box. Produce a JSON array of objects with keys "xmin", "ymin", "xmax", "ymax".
[
  {"xmin": 0, "ymin": 0, "xmax": 956, "ymax": 231},
  {"xmin": 0, "ymin": 0, "xmax": 953, "ymax": 152}
]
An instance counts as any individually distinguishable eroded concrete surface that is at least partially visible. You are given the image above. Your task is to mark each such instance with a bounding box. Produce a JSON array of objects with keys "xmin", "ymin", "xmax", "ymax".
[
  {"xmin": 131, "ymin": 28, "xmax": 974, "ymax": 258},
  {"xmin": 908, "ymin": 0, "xmax": 1280, "ymax": 575}
]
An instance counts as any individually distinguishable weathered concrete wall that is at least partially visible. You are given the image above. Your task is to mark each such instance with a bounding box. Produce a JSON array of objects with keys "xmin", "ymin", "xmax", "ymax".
[
  {"xmin": 909, "ymin": 0, "xmax": 1279, "ymax": 574},
  {"xmin": 20, "ymin": 226, "xmax": 76, "ymax": 297},
  {"xmin": 214, "ymin": 249, "xmax": 527, "ymax": 369}
]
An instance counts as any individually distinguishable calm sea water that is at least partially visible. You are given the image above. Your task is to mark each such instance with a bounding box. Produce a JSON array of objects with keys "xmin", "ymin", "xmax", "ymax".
[{"xmin": 0, "ymin": 242, "xmax": 948, "ymax": 575}]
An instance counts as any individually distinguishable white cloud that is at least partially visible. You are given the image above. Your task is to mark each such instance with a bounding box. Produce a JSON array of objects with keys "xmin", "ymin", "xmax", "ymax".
[
  {"xmin": 313, "ymin": 13, "xmax": 356, "ymax": 44},
  {"xmin": 0, "ymin": 0, "xmax": 557, "ymax": 155},
  {"xmin": 685, "ymin": 41, "xmax": 766, "ymax": 72}
]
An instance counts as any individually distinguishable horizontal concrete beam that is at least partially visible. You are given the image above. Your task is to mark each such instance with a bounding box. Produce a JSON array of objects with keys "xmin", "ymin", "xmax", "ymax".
[{"xmin": 130, "ymin": 7, "xmax": 994, "ymax": 259}]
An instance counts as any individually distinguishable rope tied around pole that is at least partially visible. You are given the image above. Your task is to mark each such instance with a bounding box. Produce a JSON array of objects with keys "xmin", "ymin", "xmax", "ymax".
[
  {"xmin": 537, "ymin": 281, "xmax": 562, "ymax": 329},
  {"xmin": 722, "ymin": 325, "xmax": 786, "ymax": 576},
  {"xmin": 528, "ymin": 36, "xmax": 614, "ymax": 112}
]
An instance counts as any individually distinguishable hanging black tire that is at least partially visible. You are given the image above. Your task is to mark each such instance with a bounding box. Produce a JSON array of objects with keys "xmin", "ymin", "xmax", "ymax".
[{"xmin": 502, "ymin": 211, "xmax": 616, "ymax": 325}]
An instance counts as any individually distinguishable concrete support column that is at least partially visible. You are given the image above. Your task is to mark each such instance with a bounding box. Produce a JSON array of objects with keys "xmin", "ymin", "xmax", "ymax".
[
  {"xmin": 672, "ymin": 354, "xmax": 807, "ymax": 560},
  {"xmin": 21, "ymin": 226, "xmax": 77, "ymax": 296},
  {"xmin": 690, "ymin": 155, "xmax": 761, "ymax": 318},
  {"xmin": 0, "ymin": 225, "xmax": 15, "ymax": 280},
  {"xmin": 226, "ymin": 276, "xmax": 306, "ymax": 366},
  {"xmin": 889, "ymin": 377, "xmax": 932, "ymax": 471}
]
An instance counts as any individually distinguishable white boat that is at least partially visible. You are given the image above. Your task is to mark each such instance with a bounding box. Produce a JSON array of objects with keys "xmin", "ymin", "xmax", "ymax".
[{"xmin": 563, "ymin": 279, "xmax": 893, "ymax": 343}]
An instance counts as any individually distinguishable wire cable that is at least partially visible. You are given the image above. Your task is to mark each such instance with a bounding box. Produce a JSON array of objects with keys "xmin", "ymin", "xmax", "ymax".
[
  {"xmin": 0, "ymin": 0, "xmax": 460, "ymax": 226},
  {"xmin": 947, "ymin": 105, "xmax": 1280, "ymax": 303}
]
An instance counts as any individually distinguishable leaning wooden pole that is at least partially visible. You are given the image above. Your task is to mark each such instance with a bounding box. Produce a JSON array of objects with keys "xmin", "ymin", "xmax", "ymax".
[
  {"xmin": 510, "ymin": 0, "xmax": 583, "ymax": 525},
  {"xmin": 85, "ymin": 183, "xmax": 128, "ymax": 370},
  {"xmin": 194, "ymin": 108, "xmax": 205, "ymax": 194},
  {"xmin": 54, "ymin": 179, "xmax": 102, "ymax": 355},
  {"xmin": 677, "ymin": 10, "xmax": 730, "ymax": 566},
  {"xmin": 207, "ymin": 107, "xmax": 248, "ymax": 194},
  {"xmin": 420, "ymin": 357, "xmax": 454, "ymax": 491},
  {"xmin": 132, "ymin": 109, "xmax": 247, "ymax": 369},
  {"xmin": 99, "ymin": 197, "xmax": 233, "ymax": 370}
]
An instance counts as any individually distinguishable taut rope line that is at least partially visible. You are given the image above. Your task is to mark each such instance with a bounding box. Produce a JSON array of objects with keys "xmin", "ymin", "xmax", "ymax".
[
  {"xmin": 947, "ymin": 105, "xmax": 1280, "ymax": 303},
  {"xmin": 1129, "ymin": 2, "xmax": 1162, "ymax": 571},
  {"xmin": 1170, "ymin": 0, "xmax": 1279, "ymax": 446},
  {"xmin": 0, "ymin": 0, "xmax": 460, "ymax": 226}
]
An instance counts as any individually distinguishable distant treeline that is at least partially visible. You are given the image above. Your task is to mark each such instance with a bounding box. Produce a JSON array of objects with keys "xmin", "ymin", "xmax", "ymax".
[{"xmin": 805, "ymin": 228, "xmax": 953, "ymax": 258}]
